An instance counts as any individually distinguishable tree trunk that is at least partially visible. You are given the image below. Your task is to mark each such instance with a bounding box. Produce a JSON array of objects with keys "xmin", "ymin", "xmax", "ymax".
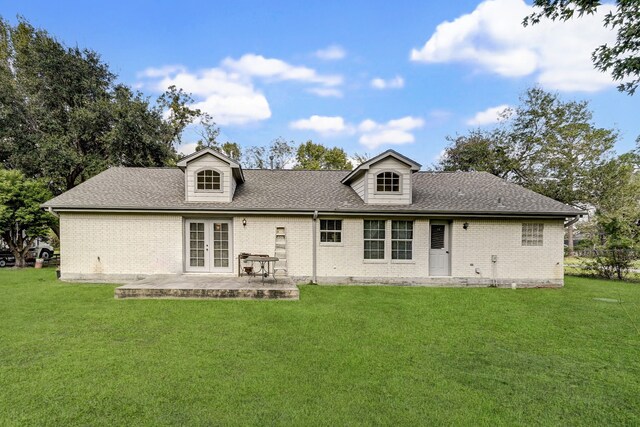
[
  {"xmin": 567, "ymin": 223, "xmax": 575, "ymax": 257},
  {"xmin": 3, "ymin": 231, "xmax": 32, "ymax": 268},
  {"xmin": 9, "ymin": 244, "xmax": 30, "ymax": 268},
  {"xmin": 13, "ymin": 252, "xmax": 26, "ymax": 268}
]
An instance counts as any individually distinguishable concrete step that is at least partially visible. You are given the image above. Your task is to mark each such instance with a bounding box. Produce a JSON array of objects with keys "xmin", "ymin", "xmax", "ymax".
[
  {"xmin": 115, "ymin": 275, "xmax": 299, "ymax": 300},
  {"xmin": 115, "ymin": 287, "xmax": 299, "ymax": 300}
]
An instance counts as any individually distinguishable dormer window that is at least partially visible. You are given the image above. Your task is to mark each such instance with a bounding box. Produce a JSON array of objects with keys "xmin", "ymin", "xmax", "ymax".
[
  {"xmin": 196, "ymin": 169, "xmax": 221, "ymax": 191},
  {"xmin": 376, "ymin": 172, "xmax": 400, "ymax": 193}
]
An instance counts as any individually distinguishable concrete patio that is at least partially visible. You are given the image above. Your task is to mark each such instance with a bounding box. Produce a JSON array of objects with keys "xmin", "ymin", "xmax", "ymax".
[{"xmin": 115, "ymin": 274, "xmax": 299, "ymax": 300}]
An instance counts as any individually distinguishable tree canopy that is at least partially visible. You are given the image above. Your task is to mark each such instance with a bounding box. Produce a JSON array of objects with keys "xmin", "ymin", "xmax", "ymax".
[
  {"xmin": 0, "ymin": 169, "xmax": 56, "ymax": 267},
  {"xmin": 294, "ymin": 141, "xmax": 353, "ymax": 170},
  {"xmin": 524, "ymin": 0, "xmax": 640, "ymax": 95},
  {"xmin": 244, "ymin": 138, "xmax": 297, "ymax": 169},
  {"xmin": 437, "ymin": 88, "xmax": 618, "ymax": 210},
  {"xmin": 0, "ymin": 18, "xmax": 200, "ymax": 195}
]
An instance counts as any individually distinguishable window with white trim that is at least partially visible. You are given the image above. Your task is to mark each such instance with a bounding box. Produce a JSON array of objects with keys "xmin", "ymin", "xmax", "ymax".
[
  {"xmin": 320, "ymin": 219, "xmax": 342, "ymax": 243},
  {"xmin": 364, "ymin": 220, "xmax": 385, "ymax": 259},
  {"xmin": 392, "ymin": 220, "xmax": 413, "ymax": 260},
  {"xmin": 522, "ymin": 223, "xmax": 544, "ymax": 246},
  {"xmin": 376, "ymin": 172, "xmax": 400, "ymax": 192},
  {"xmin": 196, "ymin": 169, "xmax": 221, "ymax": 191}
]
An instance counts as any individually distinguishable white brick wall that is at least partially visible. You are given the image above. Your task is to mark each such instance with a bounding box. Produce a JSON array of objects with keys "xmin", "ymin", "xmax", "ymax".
[
  {"xmin": 316, "ymin": 218, "xmax": 429, "ymax": 278},
  {"xmin": 59, "ymin": 213, "xmax": 565, "ymax": 285},
  {"xmin": 232, "ymin": 216, "xmax": 313, "ymax": 277},
  {"xmin": 450, "ymin": 219, "xmax": 565, "ymax": 281},
  {"xmin": 60, "ymin": 213, "xmax": 183, "ymax": 280}
]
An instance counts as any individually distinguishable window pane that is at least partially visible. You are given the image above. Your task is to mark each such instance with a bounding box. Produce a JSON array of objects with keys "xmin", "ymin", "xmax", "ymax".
[
  {"xmin": 430, "ymin": 225, "xmax": 445, "ymax": 249},
  {"xmin": 196, "ymin": 170, "xmax": 221, "ymax": 190},
  {"xmin": 376, "ymin": 172, "xmax": 400, "ymax": 192},
  {"xmin": 392, "ymin": 221, "xmax": 413, "ymax": 260},
  {"xmin": 320, "ymin": 220, "xmax": 342, "ymax": 243},
  {"xmin": 364, "ymin": 220, "xmax": 385, "ymax": 259},
  {"xmin": 522, "ymin": 223, "xmax": 544, "ymax": 246}
]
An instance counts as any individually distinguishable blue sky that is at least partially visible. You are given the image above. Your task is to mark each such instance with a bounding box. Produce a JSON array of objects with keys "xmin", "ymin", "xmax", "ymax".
[{"xmin": 1, "ymin": 0, "xmax": 638, "ymax": 166}]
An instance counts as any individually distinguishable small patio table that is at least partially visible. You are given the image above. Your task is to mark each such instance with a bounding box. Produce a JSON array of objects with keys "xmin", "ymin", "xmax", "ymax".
[{"xmin": 244, "ymin": 256, "xmax": 279, "ymax": 283}]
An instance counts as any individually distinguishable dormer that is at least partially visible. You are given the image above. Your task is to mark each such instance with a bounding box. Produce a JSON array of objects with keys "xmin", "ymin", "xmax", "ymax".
[
  {"xmin": 177, "ymin": 148, "xmax": 244, "ymax": 203},
  {"xmin": 341, "ymin": 150, "xmax": 421, "ymax": 205}
]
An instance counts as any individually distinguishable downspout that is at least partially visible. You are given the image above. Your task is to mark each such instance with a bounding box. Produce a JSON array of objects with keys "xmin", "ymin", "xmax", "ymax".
[
  {"xmin": 564, "ymin": 217, "xmax": 580, "ymax": 228},
  {"xmin": 312, "ymin": 210, "xmax": 318, "ymax": 284}
]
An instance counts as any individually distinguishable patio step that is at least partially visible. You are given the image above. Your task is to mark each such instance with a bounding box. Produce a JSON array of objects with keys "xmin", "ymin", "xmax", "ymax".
[
  {"xmin": 115, "ymin": 286, "xmax": 299, "ymax": 300},
  {"xmin": 115, "ymin": 275, "xmax": 299, "ymax": 300}
]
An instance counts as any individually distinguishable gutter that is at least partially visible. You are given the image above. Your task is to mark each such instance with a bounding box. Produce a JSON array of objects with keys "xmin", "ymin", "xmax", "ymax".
[
  {"xmin": 564, "ymin": 217, "xmax": 581, "ymax": 228},
  {"xmin": 43, "ymin": 206, "xmax": 585, "ymax": 219}
]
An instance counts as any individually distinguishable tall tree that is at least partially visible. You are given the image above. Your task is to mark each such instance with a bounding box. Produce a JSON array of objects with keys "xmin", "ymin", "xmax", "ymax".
[
  {"xmin": 0, "ymin": 18, "xmax": 199, "ymax": 195},
  {"xmin": 437, "ymin": 129, "xmax": 513, "ymax": 178},
  {"xmin": 436, "ymin": 88, "xmax": 619, "ymax": 254},
  {"xmin": 193, "ymin": 115, "xmax": 242, "ymax": 161},
  {"xmin": 194, "ymin": 114, "xmax": 221, "ymax": 150},
  {"xmin": 352, "ymin": 152, "xmax": 372, "ymax": 165},
  {"xmin": 524, "ymin": 0, "xmax": 640, "ymax": 95},
  {"xmin": 0, "ymin": 169, "xmax": 56, "ymax": 267},
  {"xmin": 438, "ymin": 88, "xmax": 617, "ymax": 209},
  {"xmin": 245, "ymin": 137, "xmax": 296, "ymax": 169},
  {"xmin": 504, "ymin": 88, "xmax": 617, "ymax": 206},
  {"xmin": 294, "ymin": 140, "xmax": 353, "ymax": 170}
]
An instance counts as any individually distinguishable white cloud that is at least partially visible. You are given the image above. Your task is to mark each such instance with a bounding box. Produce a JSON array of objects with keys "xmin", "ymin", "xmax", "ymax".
[
  {"xmin": 138, "ymin": 65, "xmax": 186, "ymax": 78},
  {"xmin": 222, "ymin": 53, "xmax": 342, "ymax": 87},
  {"xmin": 143, "ymin": 66, "xmax": 271, "ymax": 125},
  {"xmin": 358, "ymin": 116, "xmax": 425, "ymax": 149},
  {"xmin": 466, "ymin": 104, "xmax": 510, "ymax": 126},
  {"xmin": 289, "ymin": 115, "xmax": 354, "ymax": 135},
  {"xmin": 290, "ymin": 114, "xmax": 424, "ymax": 149},
  {"xmin": 139, "ymin": 53, "xmax": 346, "ymax": 125},
  {"xmin": 315, "ymin": 45, "xmax": 346, "ymax": 60},
  {"xmin": 307, "ymin": 87, "xmax": 343, "ymax": 98},
  {"xmin": 410, "ymin": 0, "xmax": 617, "ymax": 92},
  {"xmin": 178, "ymin": 142, "xmax": 199, "ymax": 156},
  {"xmin": 370, "ymin": 76, "xmax": 405, "ymax": 90}
]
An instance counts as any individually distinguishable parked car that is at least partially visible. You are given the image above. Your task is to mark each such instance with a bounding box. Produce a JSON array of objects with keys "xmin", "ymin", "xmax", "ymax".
[
  {"xmin": 0, "ymin": 250, "xmax": 15, "ymax": 268},
  {"xmin": 0, "ymin": 241, "xmax": 55, "ymax": 267}
]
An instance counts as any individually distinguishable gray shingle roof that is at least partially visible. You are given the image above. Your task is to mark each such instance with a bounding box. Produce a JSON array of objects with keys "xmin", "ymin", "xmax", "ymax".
[{"xmin": 42, "ymin": 167, "xmax": 584, "ymax": 217}]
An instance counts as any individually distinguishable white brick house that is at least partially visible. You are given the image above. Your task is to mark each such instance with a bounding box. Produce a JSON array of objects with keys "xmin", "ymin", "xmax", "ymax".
[{"xmin": 43, "ymin": 149, "xmax": 583, "ymax": 287}]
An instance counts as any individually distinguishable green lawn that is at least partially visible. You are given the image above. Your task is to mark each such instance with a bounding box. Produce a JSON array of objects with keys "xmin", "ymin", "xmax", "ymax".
[{"xmin": 1, "ymin": 269, "xmax": 639, "ymax": 426}]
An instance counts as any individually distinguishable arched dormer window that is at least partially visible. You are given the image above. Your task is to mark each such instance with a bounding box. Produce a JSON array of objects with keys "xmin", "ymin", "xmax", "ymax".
[
  {"xmin": 376, "ymin": 171, "xmax": 400, "ymax": 193},
  {"xmin": 196, "ymin": 169, "xmax": 221, "ymax": 191}
]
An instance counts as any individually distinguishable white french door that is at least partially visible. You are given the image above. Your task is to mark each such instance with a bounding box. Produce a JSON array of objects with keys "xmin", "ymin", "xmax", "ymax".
[{"xmin": 185, "ymin": 219, "xmax": 233, "ymax": 273}]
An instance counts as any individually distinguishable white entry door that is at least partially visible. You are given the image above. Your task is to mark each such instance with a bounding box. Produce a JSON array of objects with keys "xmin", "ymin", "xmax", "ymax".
[
  {"xmin": 185, "ymin": 219, "xmax": 232, "ymax": 273},
  {"xmin": 429, "ymin": 222, "xmax": 450, "ymax": 276}
]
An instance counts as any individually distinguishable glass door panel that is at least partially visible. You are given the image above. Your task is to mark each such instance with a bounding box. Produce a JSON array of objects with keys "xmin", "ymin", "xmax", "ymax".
[
  {"xmin": 212, "ymin": 222, "xmax": 230, "ymax": 268},
  {"xmin": 187, "ymin": 221, "xmax": 207, "ymax": 271}
]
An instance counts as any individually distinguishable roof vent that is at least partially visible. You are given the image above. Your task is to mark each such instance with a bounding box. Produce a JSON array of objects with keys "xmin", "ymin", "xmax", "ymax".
[
  {"xmin": 457, "ymin": 188, "xmax": 464, "ymax": 196},
  {"xmin": 498, "ymin": 196, "xmax": 505, "ymax": 207}
]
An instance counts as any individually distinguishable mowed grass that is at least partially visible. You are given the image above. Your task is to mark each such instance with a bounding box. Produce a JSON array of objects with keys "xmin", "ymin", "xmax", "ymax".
[{"xmin": 1, "ymin": 269, "xmax": 639, "ymax": 426}]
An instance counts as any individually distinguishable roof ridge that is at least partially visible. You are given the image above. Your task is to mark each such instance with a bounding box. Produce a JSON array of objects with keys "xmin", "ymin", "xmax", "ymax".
[
  {"xmin": 243, "ymin": 169, "xmax": 350, "ymax": 172},
  {"xmin": 414, "ymin": 170, "xmax": 487, "ymax": 174},
  {"xmin": 110, "ymin": 166, "xmax": 180, "ymax": 170}
]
